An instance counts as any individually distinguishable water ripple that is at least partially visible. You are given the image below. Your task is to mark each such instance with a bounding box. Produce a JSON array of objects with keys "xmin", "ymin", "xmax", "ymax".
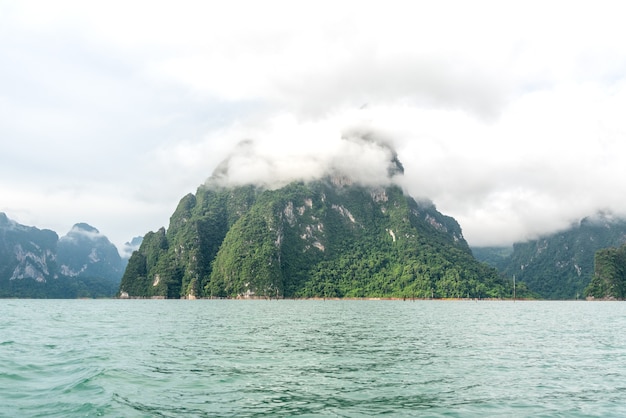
[{"xmin": 2, "ymin": 300, "xmax": 626, "ymax": 416}]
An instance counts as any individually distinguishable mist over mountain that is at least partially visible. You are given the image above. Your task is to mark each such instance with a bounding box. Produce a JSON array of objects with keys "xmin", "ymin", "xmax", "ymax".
[
  {"xmin": 57, "ymin": 223, "xmax": 124, "ymax": 282},
  {"xmin": 120, "ymin": 146, "xmax": 515, "ymax": 299},
  {"xmin": 209, "ymin": 127, "xmax": 405, "ymax": 190},
  {"xmin": 473, "ymin": 212, "xmax": 626, "ymax": 299},
  {"xmin": 0, "ymin": 213, "xmax": 124, "ymax": 298},
  {"xmin": 121, "ymin": 236, "xmax": 143, "ymax": 260}
]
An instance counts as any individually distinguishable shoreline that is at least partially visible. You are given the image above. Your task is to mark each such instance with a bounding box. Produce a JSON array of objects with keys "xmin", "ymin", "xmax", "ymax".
[{"xmin": 116, "ymin": 295, "xmax": 539, "ymax": 301}]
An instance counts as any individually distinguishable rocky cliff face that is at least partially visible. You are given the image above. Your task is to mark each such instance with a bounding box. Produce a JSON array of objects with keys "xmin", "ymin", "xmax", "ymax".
[
  {"xmin": 0, "ymin": 212, "xmax": 59, "ymax": 285},
  {"xmin": 57, "ymin": 223, "xmax": 123, "ymax": 281},
  {"xmin": 120, "ymin": 178, "xmax": 509, "ymax": 299},
  {"xmin": 0, "ymin": 213, "xmax": 123, "ymax": 298}
]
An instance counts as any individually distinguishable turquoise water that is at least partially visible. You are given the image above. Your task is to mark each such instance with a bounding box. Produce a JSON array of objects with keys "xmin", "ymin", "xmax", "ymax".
[{"xmin": 1, "ymin": 300, "xmax": 626, "ymax": 417}]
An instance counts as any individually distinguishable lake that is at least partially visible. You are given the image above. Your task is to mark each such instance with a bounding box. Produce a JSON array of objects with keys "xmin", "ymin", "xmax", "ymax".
[{"xmin": 1, "ymin": 299, "xmax": 625, "ymax": 417}]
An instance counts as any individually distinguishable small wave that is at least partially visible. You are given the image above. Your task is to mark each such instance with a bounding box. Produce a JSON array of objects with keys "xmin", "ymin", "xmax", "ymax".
[{"xmin": 113, "ymin": 393, "xmax": 219, "ymax": 417}]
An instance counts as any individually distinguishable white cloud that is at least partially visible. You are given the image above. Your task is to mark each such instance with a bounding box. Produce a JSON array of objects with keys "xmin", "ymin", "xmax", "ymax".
[
  {"xmin": 199, "ymin": 112, "xmax": 401, "ymax": 189},
  {"xmin": 3, "ymin": 0, "xmax": 626, "ymax": 249}
]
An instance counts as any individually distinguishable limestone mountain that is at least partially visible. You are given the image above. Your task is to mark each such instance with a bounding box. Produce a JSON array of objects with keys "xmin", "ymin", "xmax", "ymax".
[
  {"xmin": 585, "ymin": 243, "xmax": 626, "ymax": 300},
  {"xmin": 120, "ymin": 176, "xmax": 511, "ymax": 299},
  {"xmin": 57, "ymin": 223, "xmax": 124, "ymax": 282},
  {"xmin": 473, "ymin": 212, "xmax": 626, "ymax": 299},
  {"xmin": 121, "ymin": 236, "xmax": 143, "ymax": 260},
  {"xmin": 0, "ymin": 212, "xmax": 58, "ymax": 290},
  {"xmin": 0, "ymin": 213, "xmax": 123, "ymax": 298}
]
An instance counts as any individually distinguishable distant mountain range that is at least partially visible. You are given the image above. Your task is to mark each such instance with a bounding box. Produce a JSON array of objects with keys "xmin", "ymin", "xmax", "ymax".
[
  {"xmin": 0, "ymin": 213, "xmax": 128, "ymax": 298},
  {"xmin": 5, "ymin": 202, "xmax": 626, "ymax": 300},
  {"xmin": 472, "ymin": 212, "xmax": 626, "ymax": 299}
]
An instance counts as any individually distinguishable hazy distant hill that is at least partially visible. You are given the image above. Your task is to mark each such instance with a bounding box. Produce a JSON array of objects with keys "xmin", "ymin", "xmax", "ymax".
[
  {"xmin": 0, "ymin": 213, "xmax": 123, "ymax": 298},
  {"xmin": 58, "ymin": 223, "xmax": 124, "ymax": 281},
  {"xmin": 121, "ymin": 236, "xmax": 143, "ymax": 260},
  {"xmin": 473, "ymin": 213, "xmax": 626, "ymax": 299}
]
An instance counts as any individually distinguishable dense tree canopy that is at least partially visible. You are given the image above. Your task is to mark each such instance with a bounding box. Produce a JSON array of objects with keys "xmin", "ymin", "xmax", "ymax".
[
  {"xmin": 120, "ymin": 179, "xmax": 513, "ymax": 299},
  {"xmin": 585, "ymin": 244, "xmax": 626, "ymax": 300},
  {"xmin": 474, "ymin": 215, "xmax": 626, "ymax": 299}
]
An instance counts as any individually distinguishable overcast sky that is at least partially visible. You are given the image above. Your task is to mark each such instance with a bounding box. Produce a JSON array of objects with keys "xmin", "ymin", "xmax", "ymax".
[{"xmin": 2, "ymin": 1, "xmax": 626, "ymax": 250}]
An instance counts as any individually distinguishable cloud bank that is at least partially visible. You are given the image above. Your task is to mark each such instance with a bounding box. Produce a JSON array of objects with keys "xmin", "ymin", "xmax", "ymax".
[
  {"xmin": 2, "ymin": 1, "xmax": 626, "ymax": 248},
  {"xmin": 206, "ymin": 114, "xmax": 403, "ymax": 190}
]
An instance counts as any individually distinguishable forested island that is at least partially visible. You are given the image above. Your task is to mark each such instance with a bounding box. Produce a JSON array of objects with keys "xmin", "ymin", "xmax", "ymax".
[
  {"xmin": 119, "ymin": 177, "xmax": 516, "ymax": 299},
  {"xmin": 119, "ymin": 139, "xmax": 520, "ymax": 302}
]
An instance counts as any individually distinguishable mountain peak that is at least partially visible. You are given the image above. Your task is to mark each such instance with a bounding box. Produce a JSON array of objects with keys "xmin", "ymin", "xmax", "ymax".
[
  {"xmin": 120, "ymin": 179, "xmax": 508, "ymax": 299},
  {"xmin": 0, "ymin": 215, "xmax": 121, "ymax": 298},
  {"xmin": 206, "ymin": 130, "xmax": 405, "ymax": 190},
  {"xmin": 57, "ymin": 223, "xmax": 123, "ymax": 283},
  {"xmin": 70, "ymin": 223, "xmax": 100, "ymax": 234}
]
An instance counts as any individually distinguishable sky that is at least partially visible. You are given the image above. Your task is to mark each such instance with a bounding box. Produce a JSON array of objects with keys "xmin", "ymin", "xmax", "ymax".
[{"xmin": 2, "ymin": 0, "xmax": 626, "ymax": 251}]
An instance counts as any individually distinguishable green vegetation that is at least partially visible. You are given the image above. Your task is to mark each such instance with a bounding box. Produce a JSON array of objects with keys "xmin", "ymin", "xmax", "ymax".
[
  {"xmin": 585, "ymin": 244, "xmax": 626, "ymax": 300},
  {"xmin": 471, "ymin": 246, "xmax": 512, "ymax": 269},
  {"xmin": 120, "ymin": 179, "xmax": 513, "ymax": 299},
  {"xmin": 473, "ymin": 214, "xmax": 626, "ymax": 299},
  {"xmin": 0, "ymin": 276, "xmax": 119, "ymax": 299}
]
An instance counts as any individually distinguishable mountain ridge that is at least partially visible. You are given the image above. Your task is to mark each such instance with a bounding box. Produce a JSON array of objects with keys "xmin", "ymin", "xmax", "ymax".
[
  {"xmin": 0, "ymin": 213, "xmax": 124, "ymax": 298},
  {"xmin": 120, "ymin": 176, "xmax": 513, "ymax": 299},
  {"xmin": 473, "ymin": 212, "xmax": 626, "ymax": 299}
]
